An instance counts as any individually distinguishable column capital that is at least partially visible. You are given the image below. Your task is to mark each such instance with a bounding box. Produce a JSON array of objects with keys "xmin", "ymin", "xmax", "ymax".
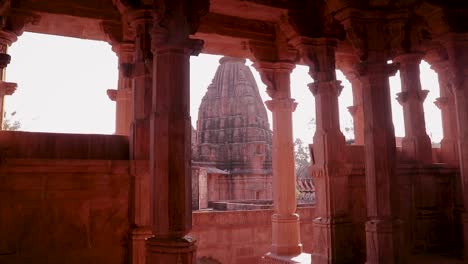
[
  {"xmin": 0, "ymin": 30, "xmax": 17, "ymax": 48},
  {"xmin": 393, "ymin": 52, "xmax": 424, "ymax": 64},
  {"xmin": 107, "ymin": 89, "xmax": 117, "ymax": 101},
  {"xmin": 290, "ymin": 37, "xmax": 338, "ymax": 82},
  {"xmin": 347, "ymin": 105, "xmax": 357, "ymax": 117},
  {"xmin": 0, "ymin": 81, "xmax": 17, "ymax": 96},
  {"xmin": 112, "ymin": 42, "xmax": 135, "ymax": 60},
  {"xmin": 336, "ymin": 52, "xmax": 360, "ymax": 81},
  {"xmin": 265, "ymin": 98, "xmax": 297, "ymax": 112},
  {"xmin": 396, "ymin": 90, "xmax": 429, "ymax": 105},
  {"xmin": 308, "ymin": 80, "xmax": 343, "ymax": 97},
  {"xmin": 253, "ymin": 61, "xmax": 295, "ymax": 99},
  {"xmin": 357, "ymin": 61, "xmax": 399, "ymax": 78},
  {"xmin": 434, "ymin": 96, "xmax": 453, "ymax": 109},
  {"xmin": 151, "ymin": 36, "xmax": 204, "ymax": 56}
]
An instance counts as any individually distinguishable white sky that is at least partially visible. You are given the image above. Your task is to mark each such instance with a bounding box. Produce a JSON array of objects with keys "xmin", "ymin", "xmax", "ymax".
[{"xmin": 5, "ymin": 32, "xmax": 443, "ymax": 144}]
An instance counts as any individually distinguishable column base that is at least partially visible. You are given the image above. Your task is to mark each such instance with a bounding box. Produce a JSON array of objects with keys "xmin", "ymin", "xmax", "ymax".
[
  {"xmin": 129, "ymin": 227, "xmax": 153, "ymax": 264},
  {"xmin": 461, "ymin": 212, "xmax": 468, "ymax": 260},
  {"xmin": 401, "ymin": 136, "xmax": 433, "ymax": 164},
  {"xmin": 365, "ymin": 219, "xmax": 407, "ymax": 264},
  {"xmin": 260, "ymin": 252, "xmax": 312, "ymax": 264},
  {"xmin": 271, "ymin": 213, "xmax": 303, "ymax": 255},
  {"xmin": 146, "ymin": 236, "xmax": 196, "ymax": 264},
  {"xmin": 311, "ymin": 216, "xmax": 356, "ymax": 264}
]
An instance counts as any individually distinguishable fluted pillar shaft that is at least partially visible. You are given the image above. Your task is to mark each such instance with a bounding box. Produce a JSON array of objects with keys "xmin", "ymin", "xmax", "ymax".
[
  {"xmin": 394, "ymin": 53, "xmax": 432, "ymax": 163},
  {"xmin": 0, "ymin": 30, "xmax": 17, "ymax": 130},
  {"xmin": 129, "ymin": 10, "xmax": 153, "ymax": 160},
  {"xmin": 428, "ymin": 56, "xmax": 458, "ymax": 165},
  {"xmin": 290, "ymin": 37, "xmax": 352, "ymax": 264},
  {"xmin": 145, "ymin": 14, "xmax": 204, "ymax": 264},
  {"xmin": 262, "ymin": 63, "xmax": 303, "ymax": 256},
  {"xmin": 338, "ymin": 53, "xmax": 365, "ymax": 145},
  {"xmin": 441, "ymin": 33, "xmax": 468, "ymax": 259},
  {"xmin": 112, "ymin": 43, "xmax": 134, "ymax": 136},
  {"xmin": 359, "ymin": 60, "xmax": 405, "ymax": 264},
  {"xmin": 126, "ymin": 10, "xmax": 153, "ymax": 264}
]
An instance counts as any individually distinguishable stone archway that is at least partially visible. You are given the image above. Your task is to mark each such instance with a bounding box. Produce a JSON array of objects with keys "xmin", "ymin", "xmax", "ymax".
[{"xmin": 197, "ymin": 256, "xmax": 222, "ymax": 264}]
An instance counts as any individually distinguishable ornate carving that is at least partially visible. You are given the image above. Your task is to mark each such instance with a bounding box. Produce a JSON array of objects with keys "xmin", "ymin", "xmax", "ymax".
[
  {"xmin": 336, "ymin": 8, "xmax": 409, "ymax": 61},
  {"xmin": 0, "ymin": 52, "xmax": 10, "ymax": 69},
  {"xmin": 151, "ymin": 0, "xmax": 209, "ymax": 49},
  {"xmin": 252, "ymin": 61, "xmax": 295, "ymax": 99},
  {"xmin": 434, "ymin": 96, "xmax": 452, "ymax": 109},
  {"xmin": 101, "ymin": 20, "xmax": 124, "ymax": 45},
  {"xmin": 396, "ymin": 90, "xmax": 429, "ymax": 105},
  {"xmin": 4, "ymin": 9, "xmax": 40, "ymax": 36},
  {"xmin": 308, "ymin": 80, "xmax": 343, "ymax": 97},
  {"xmin": 107, "ymin": 89, "xmax": 118, "ymax": 101},
  {"xmin": 0, "ymin": 81, "xmax": 16, "ymax": 95},
  {"xmin": 265, "ymin": 98, "xmax": 298, "ymax": 112}
]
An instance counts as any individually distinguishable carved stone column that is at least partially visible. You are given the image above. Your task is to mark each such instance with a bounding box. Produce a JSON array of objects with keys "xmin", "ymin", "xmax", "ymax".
[
  {"xmin": 109, "ymin": 43, "xmax": 134, "ymax": 136},
  {"xmin": 359, "ymin": 61, "xmax": 406, "ymax": 264},
  {"xmin": 440, "ymin": 33, "xmax": 468, "ymax": 259},
  {"xmin": 0, "ymin": 30, "xmax": 16, "ymax": 130},
  {"xmin": 336, "ymin": 9, "xmax": 408, "ymax": 263},
  {"xmin": 426, "ymin": 49, "xmax": 458, "ymax": 165},
  {"xmin": 146, "ymin": 3, "xmax": 207, "ymax": 262},
  {"xmin": 337, "ymin": 53, "xmax": 365, "ymax": 145},
  {"xmin": 293, "ymin": 37, "xmax": 353, "ymax": 264},
  {"xmin": 254, "ymin": 61, "xmax": 303, "ymax": 259},
  {"xmin": 126, "ymin": 9, "xmax": 153, "ymax": 264},
  {"xmin": 394, "ymin": 53, "xmax": 432, "ymax": 163}
]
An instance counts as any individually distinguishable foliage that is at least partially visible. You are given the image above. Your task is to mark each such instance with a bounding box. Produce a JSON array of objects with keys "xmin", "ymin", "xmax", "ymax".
[
  {"xmin": 294, "ymin": 138, "xmax": 310, "ymax": 170},
  {"xmin": 3, "ymin": 111, "xmax": 21, "ymax": 131}
]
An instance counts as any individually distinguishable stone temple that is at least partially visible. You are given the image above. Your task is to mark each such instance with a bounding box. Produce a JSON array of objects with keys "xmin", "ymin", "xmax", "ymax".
[
  {"xmin": 1, "ymin": 1, "xmax": 468, "ymax": 264},
  {"xmin": 192, "ymin": 56, "xmax": 273, "ymax": 204}
]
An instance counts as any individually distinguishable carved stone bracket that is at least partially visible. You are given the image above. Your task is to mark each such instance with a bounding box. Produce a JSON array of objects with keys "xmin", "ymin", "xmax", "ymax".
[
  {"xmin": 252, "ymin": 61, "xmax": 295, "ymax": 99},
  {"xmin": 0, "ymin": 81, "xmax": 16, "ymax": 96},
  {"xmin": 347, "ymin": 105, "xmax": 357, "ymax": 117},
  {"xmin": 308, "ymin": 80, "xmax": 343, "ymax": 97},
  {"xmin": 107, "ymin": 89, "xmax": 117, "ymax": 101},
  {"xmin": 434, "ymin": 96, "xmax": 452, "ymax": 109},
  {"xmin": 357, "ymin": 61, "xmax": 399, "ymax": 79},
  {"xmin": 396, "ymin": 90, "xmax": 429, "ymax": 105},
  {"xmin": 265, "ymin": 98, "xmax": 297, "ymax": 112}
]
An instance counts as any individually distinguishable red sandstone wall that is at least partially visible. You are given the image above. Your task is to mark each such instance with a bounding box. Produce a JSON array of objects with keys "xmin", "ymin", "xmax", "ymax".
[
  {"xmin": 0, "ymin": 159, "xmax": 130, "ymax": 264},
  {"xmin": 191, "ymin": 207, "xmax": 315, "ymax": 264}
]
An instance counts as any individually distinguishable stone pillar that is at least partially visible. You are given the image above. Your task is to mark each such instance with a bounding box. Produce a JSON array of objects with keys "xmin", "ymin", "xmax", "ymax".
[
  {"xmin": 253, "ymin": 61, "xmax": 304, "ymax": 261},
  {"xmin": 426, "ymin": 50, "xmax": 458, "ymax": 165},
  {"xmin": 358, "ymin": 60, "xmax": 406, "ymax": 264},
  {"xmin": 0, "ymin": 80, "xmax": 16, "ymax": 128},
  {"xmin": 145, "ymin": 14, "xmax": 204, "ymax": 264},
  {"xmin": 0, "ymin": 30, "xmax": 17, "ymax": 130},
  {"xmin": 126, "ymin": 10, "xmax": 153, "ymax": 264},
  {"xmin": 394, "ymin": 53, "xmax": 432, "ymax": 163},
  {"xmin": 294, "ymin": 37, "xmax": 353, "ymax": 263},
  {"xmin": 109, "ymin": 43, "xmax": 134, "ymax": 136},
  {"xmin": 440, "ymin": 33, "xmax": 468, "ymax": 259},
  {"xmin": 337, "ymin": 53, "xmax": 365, "ymax": 145}
]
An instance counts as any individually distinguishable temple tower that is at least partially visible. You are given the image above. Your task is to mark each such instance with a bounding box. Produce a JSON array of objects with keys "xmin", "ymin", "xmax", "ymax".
[
  {"xmin": 194, "ymin": 57, "xmax": 273, "ymax": 201},
  {"xmin": 196, "ymin": 56, "xmax": 272, "ymax": 173}
]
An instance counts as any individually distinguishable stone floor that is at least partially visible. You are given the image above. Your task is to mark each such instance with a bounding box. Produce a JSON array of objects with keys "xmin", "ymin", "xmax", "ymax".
[{"xmin": 408, "ymin": 254, "xmax": 464, "ymax": 264}]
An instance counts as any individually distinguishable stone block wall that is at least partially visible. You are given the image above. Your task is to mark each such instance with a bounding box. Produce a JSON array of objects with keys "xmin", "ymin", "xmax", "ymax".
[
  {"xmin": 0, "ymin": 159, "xmax": 131, "ymax": 264},
  {"xmin": 191, "ymin": 207, "xmax": 315, "ymax": 264}
]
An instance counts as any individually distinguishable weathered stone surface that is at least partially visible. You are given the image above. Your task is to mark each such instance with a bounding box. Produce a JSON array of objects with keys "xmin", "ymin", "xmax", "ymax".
[{"xmin": 195, "ymin": 57, "xmax": 272, "ymax": 174}]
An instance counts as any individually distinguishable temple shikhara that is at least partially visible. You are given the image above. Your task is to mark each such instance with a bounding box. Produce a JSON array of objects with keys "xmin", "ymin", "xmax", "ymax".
[{"xmin": 1, "ymin": 0, "xmax": 468, "ymax": 263}]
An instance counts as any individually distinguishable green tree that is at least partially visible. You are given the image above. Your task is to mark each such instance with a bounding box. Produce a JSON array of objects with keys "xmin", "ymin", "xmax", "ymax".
[
  {"xmin": 294, "ymin": 138, "xmax": 310, "ymax": 170},
  {"xmin": 3, "ymin": 111, "xmax": 21, "ymax": 131}
]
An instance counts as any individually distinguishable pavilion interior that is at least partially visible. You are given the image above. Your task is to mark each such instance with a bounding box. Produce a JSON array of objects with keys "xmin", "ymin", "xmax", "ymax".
[{"xmin": 1, "ymin": 0, "xmax": 468, "ymax": 264}]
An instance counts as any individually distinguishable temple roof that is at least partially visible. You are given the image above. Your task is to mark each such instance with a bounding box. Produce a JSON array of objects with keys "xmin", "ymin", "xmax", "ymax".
[{"xmin": 194, "ymin": 56, "xmax": 272, "ymax": 173}]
